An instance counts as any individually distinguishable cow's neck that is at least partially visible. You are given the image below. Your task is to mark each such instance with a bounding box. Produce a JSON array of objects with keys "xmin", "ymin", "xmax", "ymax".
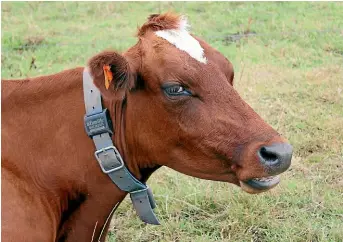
[
  {"xmin": 103, "ymin": 91, "xmax": 159, "ymax": 183},
  {"xmin": 56, "ymin": 70, "xmax": 155, "ymax": 241},
  {"xmin": 2, "ymin": 68, "xmax": 148, "ymax": 241},
  {"xmin": 106, "ymin": 98, "xmax": 144, "ymax": 180}
]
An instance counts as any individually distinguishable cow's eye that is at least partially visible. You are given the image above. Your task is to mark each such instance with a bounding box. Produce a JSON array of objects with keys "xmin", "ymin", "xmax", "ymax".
[{"xmin": 163, "ymin": 84, "xmax": 192, "ymax": 97}]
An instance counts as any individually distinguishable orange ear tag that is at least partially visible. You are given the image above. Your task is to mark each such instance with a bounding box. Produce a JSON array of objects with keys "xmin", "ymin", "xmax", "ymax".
[{"xmin": 103, "ymin": 65, "xmax": 113, "ymax": 90}]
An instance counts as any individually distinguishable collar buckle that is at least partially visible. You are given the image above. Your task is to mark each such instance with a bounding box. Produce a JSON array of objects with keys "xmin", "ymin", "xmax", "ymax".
[{"xmin": 95, "ymin": 146, "xmax": 124, "ymax": 174}]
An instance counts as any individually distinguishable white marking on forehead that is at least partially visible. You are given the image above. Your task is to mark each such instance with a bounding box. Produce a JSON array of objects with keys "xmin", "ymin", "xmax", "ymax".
[{"xmin": 155, "ymin": 17, "xmax": 207, "ymax": 64}]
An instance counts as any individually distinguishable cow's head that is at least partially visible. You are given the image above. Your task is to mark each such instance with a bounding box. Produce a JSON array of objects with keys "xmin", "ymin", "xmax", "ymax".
[{"xmin": 88, "ymin": 13, "xmax": 292, "ymax": 194}]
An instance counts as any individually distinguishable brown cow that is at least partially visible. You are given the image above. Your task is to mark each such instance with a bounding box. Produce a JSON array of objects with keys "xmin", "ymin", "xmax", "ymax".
[{"xmin": 1, "ymin": 13, "xmax": 292, "ymax": 242}]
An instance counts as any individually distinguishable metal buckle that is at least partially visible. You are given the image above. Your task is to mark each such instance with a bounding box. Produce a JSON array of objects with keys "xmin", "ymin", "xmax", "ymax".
[{"xmin": 94, "ymin": 146, "xmax": 124, "ymax": 174}]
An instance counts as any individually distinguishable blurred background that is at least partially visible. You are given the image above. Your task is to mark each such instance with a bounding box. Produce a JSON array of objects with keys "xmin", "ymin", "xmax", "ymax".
[{"xmin": 2, "ymin": 2, "xmax": 342, "ymax": 241}]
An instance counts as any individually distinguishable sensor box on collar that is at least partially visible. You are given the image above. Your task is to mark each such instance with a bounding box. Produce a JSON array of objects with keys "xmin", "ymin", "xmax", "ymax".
[{"xmin": 84, "ymin": 109, "xmax": 113, "ymax": 137}]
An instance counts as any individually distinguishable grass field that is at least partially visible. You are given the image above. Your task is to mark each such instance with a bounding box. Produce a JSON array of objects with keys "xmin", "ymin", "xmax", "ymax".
[{"xmin": 2, "ymin": 2, "xmax": 343, "ymax": 242}]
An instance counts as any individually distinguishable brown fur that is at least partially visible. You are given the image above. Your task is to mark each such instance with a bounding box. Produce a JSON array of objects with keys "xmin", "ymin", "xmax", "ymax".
[
  {"xmin": 137, "ymin": 13, "xmax": 181, "ymax": 37},
  {"xmin": 2, "ymin": 13, "xmax": 289, "ymax": 241}
]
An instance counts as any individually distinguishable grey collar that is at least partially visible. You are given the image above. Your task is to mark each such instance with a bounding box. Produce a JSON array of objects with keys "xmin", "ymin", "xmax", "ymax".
[{"xmin": 82, "ymin": 68, "xmax": 160, "ymax": 225}]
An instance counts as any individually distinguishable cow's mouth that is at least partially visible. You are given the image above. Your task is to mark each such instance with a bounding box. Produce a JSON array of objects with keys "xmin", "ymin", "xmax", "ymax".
[{"xmin": 239, "ymin": 175, "xmax": 280, "ymax": 194}]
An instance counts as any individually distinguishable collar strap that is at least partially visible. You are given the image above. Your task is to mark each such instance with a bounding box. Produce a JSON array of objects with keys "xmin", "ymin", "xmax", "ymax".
[{"xmin": 82, "ymin": 68, "xmax": 160, "ymax": 225}]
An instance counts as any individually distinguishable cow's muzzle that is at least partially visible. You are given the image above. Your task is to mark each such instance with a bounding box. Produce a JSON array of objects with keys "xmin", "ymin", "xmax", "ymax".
[{"xmin": 239, "ymin": 143, "xmax": 292, "ymax": 193}]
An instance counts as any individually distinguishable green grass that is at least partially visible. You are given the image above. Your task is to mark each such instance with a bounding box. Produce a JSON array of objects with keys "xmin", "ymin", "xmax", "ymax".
[{"xmin": 2, "ymin": 2, "xmax": 343, "ymax": 242}]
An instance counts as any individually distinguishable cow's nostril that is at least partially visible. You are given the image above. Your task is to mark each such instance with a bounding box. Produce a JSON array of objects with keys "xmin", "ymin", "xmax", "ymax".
[
  {"xmin": 258, "ymin": 143, "xmax": 293, "ymax": 175},
  {"xmin": 259, "ymin": 147, "xmax": 279, "ymax": 165}
]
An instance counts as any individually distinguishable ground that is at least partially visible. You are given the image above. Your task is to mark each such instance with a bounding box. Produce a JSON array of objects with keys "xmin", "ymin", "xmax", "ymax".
[{"xmin": 2, "ymin": 2, "xmax": 343, "ymax": 242}]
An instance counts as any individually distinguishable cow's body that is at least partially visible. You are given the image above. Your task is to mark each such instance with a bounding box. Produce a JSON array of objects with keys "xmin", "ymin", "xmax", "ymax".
[
  {"xmin": 2, "ymin": 13, "xmax": 292, "ymax": 241},
  {"xmin": 2, "ymin": 68, "xmax": 127, "ymax": 241}
]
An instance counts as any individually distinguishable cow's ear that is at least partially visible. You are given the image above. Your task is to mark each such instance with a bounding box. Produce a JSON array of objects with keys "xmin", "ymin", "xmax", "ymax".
[{"xmin": 87, "ymin": 50, "xmax": 136, "ymax": 100}]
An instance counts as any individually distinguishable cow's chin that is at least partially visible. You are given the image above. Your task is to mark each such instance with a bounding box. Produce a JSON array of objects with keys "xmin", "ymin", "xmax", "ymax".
[{"xmin": 239, "ymin": 175, "xmax": 280, "ymax": 194}]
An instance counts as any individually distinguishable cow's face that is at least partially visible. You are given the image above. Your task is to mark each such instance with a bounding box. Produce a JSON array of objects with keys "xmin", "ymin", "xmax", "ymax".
[{"xmin": 88, "ymin": 13, "xmax": 292, "ymax": 194}]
